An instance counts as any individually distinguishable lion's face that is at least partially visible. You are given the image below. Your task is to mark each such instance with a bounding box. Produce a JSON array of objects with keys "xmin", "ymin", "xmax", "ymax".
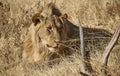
[{"xmin": 32, "ymin": 13, "xmax": 68, "ymax": 52}]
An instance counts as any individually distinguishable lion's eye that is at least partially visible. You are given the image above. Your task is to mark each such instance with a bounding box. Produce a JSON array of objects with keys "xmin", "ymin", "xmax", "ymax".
[{"xmin": 47, "ymin": 26, "xmax": 52, "ymax": 32}]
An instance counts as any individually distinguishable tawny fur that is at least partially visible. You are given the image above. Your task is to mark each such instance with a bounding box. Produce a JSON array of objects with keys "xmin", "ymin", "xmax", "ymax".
[{"xmin": 22, "ymin": 3, "xmax": 71, "ymax": 64}]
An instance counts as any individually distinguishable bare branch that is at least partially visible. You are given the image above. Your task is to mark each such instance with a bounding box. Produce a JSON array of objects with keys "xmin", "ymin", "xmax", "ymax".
[
  {"xmin": 78, "ymin": 20, "xmax": 84, "ymax": 59},
  {"xmin": 101, "ymin": 24, "xmax": 120, "ymax": 76},
  {"xmin": 78, "ymin": 18, "xmax": 92, "ymax": 75}
]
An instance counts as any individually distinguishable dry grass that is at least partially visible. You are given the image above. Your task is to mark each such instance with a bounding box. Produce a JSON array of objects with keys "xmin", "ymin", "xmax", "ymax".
[{"xmin": 0, "ymin": 0, "xmax": 120, "ymax": 76}]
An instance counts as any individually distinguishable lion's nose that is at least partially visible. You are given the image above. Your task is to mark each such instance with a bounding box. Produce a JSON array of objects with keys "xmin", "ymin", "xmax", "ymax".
[{"xmin": 46, "ymin": 44, "xmax": 51, "ymax": 47}]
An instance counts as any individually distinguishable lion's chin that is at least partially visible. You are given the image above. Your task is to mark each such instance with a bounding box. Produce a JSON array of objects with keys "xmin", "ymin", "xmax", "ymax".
[{"xmin": 48, "ymin": 47, "xmax": 58, "ymax": 52}]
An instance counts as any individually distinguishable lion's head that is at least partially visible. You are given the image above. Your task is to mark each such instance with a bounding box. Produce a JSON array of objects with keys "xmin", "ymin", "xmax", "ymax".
[{"xmin": 23, "ymin": 3, "xmax": 70, "ymax": 63}]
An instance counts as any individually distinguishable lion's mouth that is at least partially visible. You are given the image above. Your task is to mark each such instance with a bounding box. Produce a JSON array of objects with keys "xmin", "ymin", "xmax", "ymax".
[{"xmin": 46, "ymin": 43, "xmax": 59, "ymax": 52}]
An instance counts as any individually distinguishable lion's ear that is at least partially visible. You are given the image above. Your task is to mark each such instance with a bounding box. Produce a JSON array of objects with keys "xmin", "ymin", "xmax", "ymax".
[
  {"xmin": 32, "ymin": 13, "xmax": 43, "ymax": 25},
  {"xmin": 59, "ymin": 14, "xmax": 68, "ymax": 23},
  {"xmin": 60, "ymin": 14, "xmax": 68, "ymax": 19}
]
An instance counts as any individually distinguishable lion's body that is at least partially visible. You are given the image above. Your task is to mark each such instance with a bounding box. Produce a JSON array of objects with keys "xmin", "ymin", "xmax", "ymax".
[
  {"xmin": 22, "ymin": 3, "xmax": 113, "ymax": 64},
  {"xmin": 22, "ymin": 3, "xmax": 77, "ymax": 63}
]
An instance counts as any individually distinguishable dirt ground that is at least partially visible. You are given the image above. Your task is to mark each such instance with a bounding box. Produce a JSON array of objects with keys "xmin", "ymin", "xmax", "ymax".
[{"xmin": 0, "ymin": 0, "xmax": 120, "ymax": 76}]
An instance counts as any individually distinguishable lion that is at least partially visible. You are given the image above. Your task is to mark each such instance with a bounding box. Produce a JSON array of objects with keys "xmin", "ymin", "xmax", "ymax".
[
  {"xmin": 22, "ymin": 3, "xmax": 115, "ymax": 65},
  {"xmin": 22, "ymin": 3, "xmax": 76, "ymax": 64}
]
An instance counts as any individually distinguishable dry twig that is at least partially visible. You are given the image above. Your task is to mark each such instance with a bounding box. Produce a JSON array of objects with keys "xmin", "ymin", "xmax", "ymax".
[{"xmin": 101, "ymin": 24, "xmax": 120, "ymax": 76}]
